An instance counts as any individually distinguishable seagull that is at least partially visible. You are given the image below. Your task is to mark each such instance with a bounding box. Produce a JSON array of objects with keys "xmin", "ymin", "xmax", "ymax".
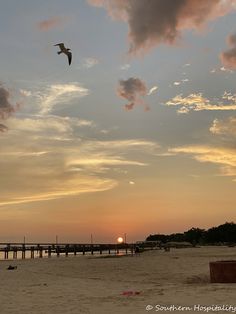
[{"xmin": 54, "ymin": 43, "xmax": 72, "ymax": 65}]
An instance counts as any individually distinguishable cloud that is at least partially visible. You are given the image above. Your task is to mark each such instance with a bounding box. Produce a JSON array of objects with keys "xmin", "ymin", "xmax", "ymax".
[
  {"xmin": 120, "ymin": 64, "xmax": 131, "ymax": 70},
  {"xmin": 220, "ymin": 32, "xmax": 236, "ymax": 70},
  {"xmin": 0, "ymin": 86, "xmax": 16, "ymax": 119},
  {"xmin": 0, "ymin": 120, "xmax": 159, "ymax": 207},
  {"xmin": 117, "ymin": 77, "xmax": 148, "ymax": 110},
  {"xmin": 61, "ymin": 139, "xmax": 158, "ymax": 173},
  {"xmin": 172, "ymin": 79, "xmax": 189, "ymax": 87},
  {"xmin": 88, "ymin": 0, "xmax": 235, "ymax": 55},
  {"xmin": 38, "ymin": 83, "xmax": 90, "ymax": 114},
  {"xmin": 20, "ymin": 89, "xmax": 32, "ymax": 97},
  {"xmin": 165, "ymin": 92, "xmax": 236, "ymax": 113},
  {"xmin": 147, "ymin": 86, "xmax": 158, "ymax": 95},
  {"xmin": 0, "ymin": 178, "xmax": 117, "ymax": 207},
  {"xmin": 169, "ymin": 145, "xmax": 236, "ymax": 178},
  {"xmin": 0, "ymin": 85, "xmax": 21, "ymax": 132},
  {"xmin": 67, "ymin": 157, "xmax": 147, "ymax": 169},
  {"xmin": 82, "ymin": 58, "xmax": 99, "ymax": 68},
  {"xmin": 37, "ymin": 17, "xmax": 65, "ymax": 31},
  {"xmin": 210, "ymin": 116, "xmax": 236, "ymax": 137},
  {"xmin": 5, "ymin": 115, "xmax": 94, "ymax": 134},
  {"xmin": 220, "ymin": 66, "xmax": 233, "ymax": 73}
]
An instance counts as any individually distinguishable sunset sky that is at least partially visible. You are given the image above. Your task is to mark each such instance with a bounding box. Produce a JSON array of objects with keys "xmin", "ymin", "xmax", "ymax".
[{"xmin": 1, "ymin": 0, "xmax": 236, "ymax": 243}]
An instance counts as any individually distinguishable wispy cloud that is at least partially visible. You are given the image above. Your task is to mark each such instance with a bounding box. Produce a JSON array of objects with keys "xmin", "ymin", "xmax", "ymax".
[
  {"xmin": 37, "ymin": 16, "xmax": 66, "ymax": 31},
  {"xmin": 174, "ymin": 82, "xmax": 181, "ymax": 86},
  {"xmin": 147, "ymin": 86, "xmax": 158, "ymax": 95},
  {"xmin": 88, "ymin": 0, "xmax": 235, "ymax": 55},
  {"xmin": 37, "ymin": 83, "xmax": 90, "ymax": 114},
  {"xmin": 120, "ymin": 64, "xmax": 131, "ymax": 71},
  {"xmin": 6, "ymin": 115, "xmax": 94, "ymax": 134},
  {"xmin": 0, "ymin": 124, "xmax": 159, "ymax": 206},
  {"xmin": 172, "ymin": 79, "xmax": 189, "ymax": 87},
  {"xmin": 20, "ymin": 89, "xmax": 32, "ymax": 97},
  {"xmin": 117, "ymin": 77, "xmax": 148, "ymax": 111},
  {"xmin": 67, "ymin": 157, "xmax": 147, "ymax": 170},
  {"xmin": 169, "ymin": 145, "xmax": 236, "ymax": 178},
  {"xmin": 82, "ymin": 58, "xmax": 99, "ymax": 68},
  {"xmin": 165, "ymin": 92, "xmax": 236, "ymax": 114},
  {"xmin": 210, "ymin": 116, "xmax": 236, "ymax": 137},
  {"xmin": 0, "ymin": 177, "xmax": 117, "ymax": 207}
]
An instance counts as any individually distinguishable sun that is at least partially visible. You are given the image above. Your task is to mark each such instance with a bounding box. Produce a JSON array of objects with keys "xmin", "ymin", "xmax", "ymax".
[{"xmin": 117, "ymin": 237, "xmax": 124, "ymax": 243}]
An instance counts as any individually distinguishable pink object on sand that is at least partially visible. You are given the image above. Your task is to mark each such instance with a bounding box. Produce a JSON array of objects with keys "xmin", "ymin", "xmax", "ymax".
[{"xmin": 122, "ymin": 291, "xmax": 141, "ymax": 296}]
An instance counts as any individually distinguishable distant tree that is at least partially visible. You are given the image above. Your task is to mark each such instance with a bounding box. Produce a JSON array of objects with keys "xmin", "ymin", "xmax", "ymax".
[
  {"xmin": 168, "ymin": 233, "xmax": 185, "ymax": 242},
  {"xmin": 145, "ymin": 222, "xmax": 236, "ymax": 245},
  {"xmin": 146, "ymin": 234, "xmax": 169, "ymax": 243},
  {"xmin": 184, "ymin": 227, "xmax": 205, "ymax": 245},
  {"xmin": 205, "ymin": 222, "xmax": 236, "ymax": 244}
]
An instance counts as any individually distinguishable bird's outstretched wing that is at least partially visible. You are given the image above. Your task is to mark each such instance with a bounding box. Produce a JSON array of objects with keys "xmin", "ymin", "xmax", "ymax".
[
  {"xmin": 54, "ymin": 43, "xmax": 65, "ymax": 50},
  {"xmin": 67, "ymin": 51, "xmax": 72, "ymax": 65}
]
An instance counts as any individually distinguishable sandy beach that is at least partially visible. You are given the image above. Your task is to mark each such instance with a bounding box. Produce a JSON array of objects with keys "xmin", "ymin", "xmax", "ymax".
[{"xmin": 0, "ymin": 246, "xmax": 235, "ymax": 314}]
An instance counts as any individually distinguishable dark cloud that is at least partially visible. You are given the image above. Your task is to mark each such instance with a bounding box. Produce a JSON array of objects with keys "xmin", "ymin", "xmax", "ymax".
[
  {"xmin": 220, "ymin": 33, "xmax": 236, "ymax": 70},
  {"xmin": 117, "ymin": 77, "xmax": 148, "ymax": 110},
  {"xmin": 0, "ymin": 85, "xmax": 19, "ymax": 133},
  {"xmin": 37, "ymin": 17, "xmax": 65, "ymax": 31},
  {"xmin": 89, "ymin": 0, "xmax": 235, "ymax": 55},
  {"xmin": 0, "ymin": 86, "xmax": 15, "ymax": 119}
]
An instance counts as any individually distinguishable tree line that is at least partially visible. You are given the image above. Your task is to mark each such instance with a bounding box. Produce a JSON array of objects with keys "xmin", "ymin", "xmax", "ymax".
[{"xmin": 146, "ymin": 222, "xmax": 236, "ymax": 245}]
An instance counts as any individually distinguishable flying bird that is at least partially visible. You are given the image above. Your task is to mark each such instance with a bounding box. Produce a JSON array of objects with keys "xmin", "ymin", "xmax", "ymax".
[{"xmin": 54, "ymin": 43, "xmax": 72, "ymax": 65}]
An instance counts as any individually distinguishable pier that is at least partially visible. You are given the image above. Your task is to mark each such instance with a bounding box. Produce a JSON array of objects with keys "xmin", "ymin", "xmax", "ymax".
[
  {"xmin": 0, "ymin": 241, "xmax": 161, "ymax": 260},
  {"xmin": 0, "ymin": 242, "xmax": 135, "ymax": 260}
]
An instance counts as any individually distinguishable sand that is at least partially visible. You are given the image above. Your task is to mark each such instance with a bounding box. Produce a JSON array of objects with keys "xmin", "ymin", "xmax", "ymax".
[{"xmin": 0, "ymin": 246, "xmax": 236, "ymax": 314}]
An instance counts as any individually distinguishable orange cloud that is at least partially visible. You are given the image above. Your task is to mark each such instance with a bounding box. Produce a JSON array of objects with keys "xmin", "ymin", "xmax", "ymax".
[
  {"xmin": 169, "ymin": 145, "xmax": 236, "ymax": 178},
  {"xmin": 38, "ymin": 17, "xmax": 65, "ymax": 31},
  {"xmin": 166, "ymin": 92, "xmax": 236, "ymax": 113},
  {"xmin": 117, "ymin": 77, "xmax": 148, "ymax": 110}
]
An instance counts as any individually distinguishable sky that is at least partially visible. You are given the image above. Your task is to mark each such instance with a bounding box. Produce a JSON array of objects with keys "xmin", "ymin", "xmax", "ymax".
[{"xmin": 1, "ymin": 0, "xmax": 236, "ymax": 243}]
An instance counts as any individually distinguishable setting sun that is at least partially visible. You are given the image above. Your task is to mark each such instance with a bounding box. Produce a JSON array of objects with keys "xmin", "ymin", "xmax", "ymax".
[{"xmin": 117, "ymin": 237, "xmax": 124, "ymax": 243}]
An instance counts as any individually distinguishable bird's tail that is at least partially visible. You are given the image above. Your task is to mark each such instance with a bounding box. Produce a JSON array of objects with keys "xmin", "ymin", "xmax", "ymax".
[{"xmin": 57, "ymin": 51, "xmax": 62, "ymax": 55}]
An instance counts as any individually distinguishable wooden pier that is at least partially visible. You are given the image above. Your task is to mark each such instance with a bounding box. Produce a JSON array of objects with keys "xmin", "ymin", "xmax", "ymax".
[
  {"xmin": 0, "ymin": 243, "xmax": 135, "ymax": 259},
  {"xmin": 0, "ymin": 242, "xmax": 139, "ymax": 260}
]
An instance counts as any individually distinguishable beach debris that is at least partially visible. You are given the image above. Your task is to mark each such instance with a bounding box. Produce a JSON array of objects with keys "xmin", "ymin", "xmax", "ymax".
[
  {"xmin": 122, "ymin": 291, "xmax": 141, "ymax": 296},
  {"xmin": 7, "ymin": 265, "xmax": 17, "ymax": 270},
  {"xmin": 54, "ymin": 43, "xmax": 72, "ymax": 65}
]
